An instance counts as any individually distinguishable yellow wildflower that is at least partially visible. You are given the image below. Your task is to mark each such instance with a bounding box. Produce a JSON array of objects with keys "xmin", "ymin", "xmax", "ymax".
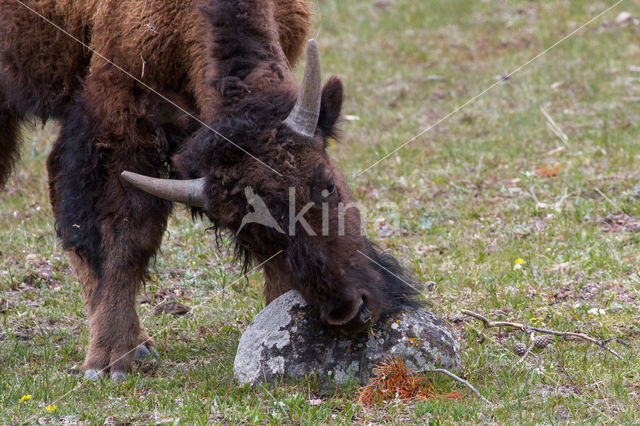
[
  {"xmin": 19, "ymin": 395, "xmax": 32, "ymax": 403},
  {"xmin": 514, "ymin": 258, "xmax": 524, "ymax": 264},
  {"xmin": 45, "ymin": 404, "xmax": 56, "ymax": 412}
]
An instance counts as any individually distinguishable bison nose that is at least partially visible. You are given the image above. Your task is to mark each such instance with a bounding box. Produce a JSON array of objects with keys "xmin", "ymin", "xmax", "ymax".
[
  {"xmin": 321, "ymin": 289, "xmax": 378, "ymax": 335},
  {"xmin": 334, "ymin": 295, "xmax": 375, "ymax": 335},
  {"xmin": 321, "ymin": 290, "xmax": 367, "ymax": 327}
]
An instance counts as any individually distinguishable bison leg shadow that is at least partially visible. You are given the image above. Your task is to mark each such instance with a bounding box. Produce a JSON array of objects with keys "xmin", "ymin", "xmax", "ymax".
[{"xmin": 0, "ymin": 94, "xmax": 22, "ymax": 188}]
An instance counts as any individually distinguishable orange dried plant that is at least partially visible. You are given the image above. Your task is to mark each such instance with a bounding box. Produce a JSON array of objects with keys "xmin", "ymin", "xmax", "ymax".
[
  {"xmin": 357, "ymin": 357, "xmax": 462, "ymax": 406},
  {"xmin": 534, "ymin": 164, "xmax": 562, "ymax": 178}
]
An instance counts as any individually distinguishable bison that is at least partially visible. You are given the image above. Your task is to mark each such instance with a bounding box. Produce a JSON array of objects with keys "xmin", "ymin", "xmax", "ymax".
[{"xmin": 0, "ymin": 0, "xmax": 419, "ymax": 380}]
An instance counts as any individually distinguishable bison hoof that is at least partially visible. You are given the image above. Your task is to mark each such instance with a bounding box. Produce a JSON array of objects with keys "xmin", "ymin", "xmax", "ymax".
[
  {"xmin": 84, "ymin": 369, "xmax": 104, "ymax": 381},
  {"xmin": 135, "ymin": 345, "xmax": 159, "ymax": 361},
  {"xmin": 110, "ymin": 371, "xmax": 127, "ymax": 381}
]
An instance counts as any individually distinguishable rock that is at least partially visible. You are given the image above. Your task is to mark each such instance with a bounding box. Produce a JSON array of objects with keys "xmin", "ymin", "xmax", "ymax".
[
  {"xmin": 608, "ymin": 301, "xmax": 625, "ymax": 313},
  {"xmin": 153, "ymin": 300, "xmax": 190, "ymax": 317},
  {"xmin": 424, "ymin": 280, "xmax": 437, "ymax": 291},
  {"xmin": 615, "ymin": 12, "xmax": 632, "ymax": 25},
  {"xmin": 234, "ymin": 290, "xmax": 459, "ymax": 386}
]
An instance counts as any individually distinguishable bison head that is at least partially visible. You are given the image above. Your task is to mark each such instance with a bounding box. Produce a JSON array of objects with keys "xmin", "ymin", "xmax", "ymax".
[{"xmin": 121, "ymin": 40, "xmax": 420, "ymax": 332}]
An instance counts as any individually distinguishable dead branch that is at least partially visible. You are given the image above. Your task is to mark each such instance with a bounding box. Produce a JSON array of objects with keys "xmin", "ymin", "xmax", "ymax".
[
  {"xmin": 461, "ymin": 310, "xmax": 624, "ymax": 360},
  {"xmin": 424, "ymin": 367, "xmax": 492, "ymax": 406}
]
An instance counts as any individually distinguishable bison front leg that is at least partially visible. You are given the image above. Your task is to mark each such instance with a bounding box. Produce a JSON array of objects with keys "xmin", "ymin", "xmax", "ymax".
[
  {"xmin": 65, "ymin": 249, "xmax": 161, "ymax": 379},
  {"xmin": 47, "ymin": 94, "xmax": 171, "ymax": 379}
]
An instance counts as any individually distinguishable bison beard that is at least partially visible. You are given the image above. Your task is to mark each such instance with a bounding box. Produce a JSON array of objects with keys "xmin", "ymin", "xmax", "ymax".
[{"xmin": 0, "ymin": 0, "xmax": 420, "ymax": 379}]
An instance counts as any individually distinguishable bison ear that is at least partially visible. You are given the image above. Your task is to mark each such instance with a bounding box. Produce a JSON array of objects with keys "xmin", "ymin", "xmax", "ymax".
[{"xmin": 318, "ymin": 77, "xmax": 344, "ymax": 139}]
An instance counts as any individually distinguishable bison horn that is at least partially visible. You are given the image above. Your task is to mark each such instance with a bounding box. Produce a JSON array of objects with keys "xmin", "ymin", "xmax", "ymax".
[
  {"xmin": 120, "ymin": 171, "xmax": 206, "ymax": 208},
  {"xmin": 283, "ymin": 39, "xmax": 322, "ymax": 138}
]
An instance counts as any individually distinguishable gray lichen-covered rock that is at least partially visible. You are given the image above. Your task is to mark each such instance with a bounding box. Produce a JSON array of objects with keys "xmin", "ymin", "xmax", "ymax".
[{"xmin": 234, "ymin": 290, "xmax": 459, "ymax": 386}]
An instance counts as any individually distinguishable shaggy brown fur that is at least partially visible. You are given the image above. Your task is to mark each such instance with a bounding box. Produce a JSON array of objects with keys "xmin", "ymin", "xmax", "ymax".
[{"xmin": 0, "ymin": 0, "xmax": 419, "ymax": 378}]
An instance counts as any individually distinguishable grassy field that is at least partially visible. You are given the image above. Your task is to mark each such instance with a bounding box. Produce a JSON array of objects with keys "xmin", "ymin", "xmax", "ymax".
[{"xmin": 2, "ymin": 0, "xmax": 640, "ymax": 423}]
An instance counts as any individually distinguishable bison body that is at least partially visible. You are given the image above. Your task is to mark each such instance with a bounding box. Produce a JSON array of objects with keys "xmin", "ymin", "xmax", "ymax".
[{"xmin": 0, "ymin": 0, "xmax": 419, "ymax": 379}]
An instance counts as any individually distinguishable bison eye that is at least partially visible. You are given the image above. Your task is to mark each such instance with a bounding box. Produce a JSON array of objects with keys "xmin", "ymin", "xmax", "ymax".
[{"xmin": 326, "ymin": 176, "xmax": 336, "ymax": 195}]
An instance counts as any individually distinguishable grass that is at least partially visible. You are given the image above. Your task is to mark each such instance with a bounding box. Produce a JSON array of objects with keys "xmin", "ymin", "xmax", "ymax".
[{"xmin": 2, "ymin": 0, "xmax": 640, "ymax": 423}]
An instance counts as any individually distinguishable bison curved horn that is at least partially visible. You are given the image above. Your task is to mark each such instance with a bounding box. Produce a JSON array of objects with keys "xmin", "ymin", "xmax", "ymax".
[
  {"xmin": 120, "ymin": 171, "xmax": 206, "ymax": 208},
  {"xmin": 283, "ymin": 39, "xmax": 322, "ymax": 138}
]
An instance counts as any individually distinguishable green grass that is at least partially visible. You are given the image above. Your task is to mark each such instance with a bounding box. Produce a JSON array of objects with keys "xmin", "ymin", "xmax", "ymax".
[{"xmin": 2, "ymin": 0, "xmax": 640, "ymax": 423}]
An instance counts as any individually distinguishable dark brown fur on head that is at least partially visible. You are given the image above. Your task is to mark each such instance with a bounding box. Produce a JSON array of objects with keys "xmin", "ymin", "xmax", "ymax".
[{"xmin": 173, "ymin": 0, "xmax": 420, "ymax": 331}]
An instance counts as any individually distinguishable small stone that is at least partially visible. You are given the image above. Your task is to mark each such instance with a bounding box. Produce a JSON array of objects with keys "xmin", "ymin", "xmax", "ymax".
[
  {"xmin": 608, "ymin": 302, "xmax": 625, "ymax": 313},
  {"xmin": 449, "ymin": 314, "xmax": 466, "ymax": 323},
  {"xmin": 103, "ymin": 416, "xmax": 119, "ymax": 425},
  {"xmin": 424, "ymin": 281, "xmax": 437, "ymax": 291},
  {"xmin": 233, "ymin": 290, "xmax": 459, "ymax": 386},
  {"xmin": 615, "ymin": 12, "xmax": 632, "ymax": 25},
  {"xmin": 153, "ymin": 300, "xmax": 190, "ymax": 317},
  {"xmin": 66, "ymin": 364, "xmax": 83, "ymax": 376},
  {"xmin": 373, "ymin": 1, "xmax": 394, "ymax": 10},
  {"xmin": 513, "ymin": 342, "xmax": 527, "ymax": 356}
]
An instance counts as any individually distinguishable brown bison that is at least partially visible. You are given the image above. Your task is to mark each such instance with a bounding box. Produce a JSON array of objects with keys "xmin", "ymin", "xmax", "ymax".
[{"xmin": 0, "ymin": 0, "xmax": 419, "ymax": 379}]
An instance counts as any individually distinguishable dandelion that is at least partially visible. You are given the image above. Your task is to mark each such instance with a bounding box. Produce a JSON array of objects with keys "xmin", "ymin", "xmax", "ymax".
[
  {"xmin": 513, "ymin": 258, "xmax": 524, "ymax": 270},
  {"xmin": 45, "ymin": 404, "xmax": 56, "ymax": 412},
  {"xmin": 19, "ymin": 395, "xmax": 32, "ymax": 403}
]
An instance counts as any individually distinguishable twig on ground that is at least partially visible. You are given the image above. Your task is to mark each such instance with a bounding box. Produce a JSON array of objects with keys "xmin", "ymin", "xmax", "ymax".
[
  {"xmin": 605, "ymin": 337, "xmax": 630, "ymax": 347},
  {"xmin": 540, "ymin": 106, "xmax": 568, "ymax": 143},
  {"xmin": 424, "ymin": 367, "xmax": 492, "ymax": 406},
  {"xmin": 595, "ymin": 187, "xmax": 623, "ymax": 213},
  {"xmin": 461, "ymin": 310, "xmax": 624, "ymax": 360}
]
